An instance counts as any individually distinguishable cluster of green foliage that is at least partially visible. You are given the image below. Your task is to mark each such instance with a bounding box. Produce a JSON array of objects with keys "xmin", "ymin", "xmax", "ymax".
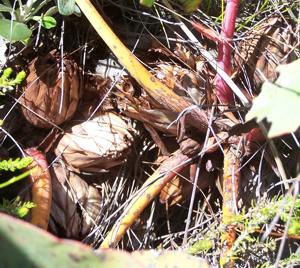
[
  {"xmin": 0, "ymin": 66, "xmax": 34, "ymax": 218},
  {"xmin": 0, "ymin": 156, "xmax": 35, "ymax": 218},
  {"xmin": 0, "ymin": 0, "xmax": 81, "ymax": 43},
  {"xmin": 0, "ymin": 196, "xmax": 35, "ymax": 218},
  {"xmin": 0, "ymin": 157, "xmax": 33, "ymax": 172},
  {"xmin": 262, "ymin": 252, "xmax": 300, "ymax": 268},
  {"xmin": 188, "ymin": 194, "xmax": 300, "ymax": 267},
  {"xmin": 0, "ymin": 67, "xmax": 26, "ymax": 91}
]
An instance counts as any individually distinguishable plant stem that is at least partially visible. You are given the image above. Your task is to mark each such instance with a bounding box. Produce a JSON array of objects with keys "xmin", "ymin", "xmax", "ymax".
[
  {"xmin": 0, "ymin": 170, "xmax": 32, "ymax": 189},
  {"xmin": 215, "ymin": 0, "xmax": 240, "ymax": 104}
]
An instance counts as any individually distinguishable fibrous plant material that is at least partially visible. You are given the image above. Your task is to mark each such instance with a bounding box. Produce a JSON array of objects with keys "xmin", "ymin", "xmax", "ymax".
[
  {"xmin": 55, "ymin": 112, "xmax": 134, "ymax": 173},
  {"xmin": 49, "ymin": 160, "xmax": 102, "ymax": 239},
  {"xmin": 74, "ymin": 0, "xmax": 187, "ymax": 112},
  {"xmin": 21, "ymin": 50, "xmax": 80, "ymax": 129},
  {"xmin": 25, "ymin": 148, "xmax": 52, "ymax": 230}
]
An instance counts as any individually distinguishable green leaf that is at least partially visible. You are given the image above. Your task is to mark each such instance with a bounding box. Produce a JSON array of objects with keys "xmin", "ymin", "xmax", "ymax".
[
  {"xmin": 57, "ymin": 0, "xmax": 75, "ymax": 16},
  {"xmin": 2, "ymin": 67, "xmax": 13, "ymax": 80},
  {"xmin": 0, "ymin": 68, "xmax": 27, "ymax": 88},
  {"xmin": 288, "ymin": 219, "xmax": 300, "ymax": 235},
  {"xmin": 14, "ymin": 70, "xmax": 26, "ymax": 84},
  {"xmin": 0, "ymin": 212, "xmax": 209, "ymax": 267},
  {"xmin": 0, "ymin": 197, "xmax": 35, "ymax": 218},
  {"xmin": 246, "ymin": 59, "xmax": 300, "ymax": 138},
  {"xmin": 140, "ymin": 0, "xmax": 155, "ymax": 7},
  {"xmin": 0, "ymin": 19, "xmax": 32, "ymax": 42},
  {"xmin": 32, "ymin": 15, "xmax": 57, "ymax": 29},
  {"xmin": 0, "ymin": 4, "xmax": 13, "ymax": 13}
]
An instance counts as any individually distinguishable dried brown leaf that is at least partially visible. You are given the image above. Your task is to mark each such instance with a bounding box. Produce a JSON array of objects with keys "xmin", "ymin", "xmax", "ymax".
[
  {"xmin": 49, "ymin": 160, "xmax": 102, "ymax": 239},
  {"xmin": 55, "ymin": 112, "xmax": 134, "ymax": 172}
]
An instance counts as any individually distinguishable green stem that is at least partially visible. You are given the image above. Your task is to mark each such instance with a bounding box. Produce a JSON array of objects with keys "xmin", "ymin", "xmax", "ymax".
[{"xmin": 0, "ymin": 169, "xmax": 32, "ymax": 189}]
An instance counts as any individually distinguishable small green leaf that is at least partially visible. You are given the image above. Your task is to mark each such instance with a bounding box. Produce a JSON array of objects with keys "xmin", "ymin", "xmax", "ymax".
[
  {"xmin": 140, "ymin": 0, "xmax": 156, "ymax": 8},
  {"xmin": 0, "ymin": 19, "xmax": 32, "ymax": 42},
  {"xmin": 57, "ymin": 0, "xmax": 75, "ymax": 16},
  {"xmin": 246, "ymin": 59, "xmax": 300, "ymax": 138},
  {"xmin": 32, "ymin": 16, "xmax": 57, "ymax": 29}
]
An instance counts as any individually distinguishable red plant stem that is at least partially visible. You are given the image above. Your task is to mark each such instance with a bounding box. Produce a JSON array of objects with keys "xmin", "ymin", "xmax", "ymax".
[{"xmin": 215, "ymin": 0, "xmax": 240, "ymax": 104}]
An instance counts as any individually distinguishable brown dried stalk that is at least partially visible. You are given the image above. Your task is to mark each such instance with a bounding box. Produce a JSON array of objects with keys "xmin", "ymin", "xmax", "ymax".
[{"xmin": 99, "ymin": 150, "xmax": 190, "ymax": 249}]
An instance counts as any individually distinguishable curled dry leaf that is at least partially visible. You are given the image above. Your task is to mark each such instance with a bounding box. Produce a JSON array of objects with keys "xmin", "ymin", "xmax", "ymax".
[
  {"xmin": 49, "ymin": 160, "xmax": 101, "ymax": 239},
  {"xmin": 55, "ymin": 112, "xmax": 134, "ymax": 173},
  {"xmin": 160, "ymin": 154, "xmax": 221, "ymax": 206},
  {"xmin": 21, "ymin": 51, "xmax": 80, "ymax": 129}
]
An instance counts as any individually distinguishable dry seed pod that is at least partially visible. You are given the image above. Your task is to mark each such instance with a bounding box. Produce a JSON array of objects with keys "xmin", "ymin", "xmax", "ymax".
[
  {"xmin": 55, "ymin": 112, "xmax": 134, "ymax": 173},
  {"xmin": 21, "ymin": 51, "xmax": 80, "ymax": 128},
  {"xmin": 49, "ymin": 160, "xmax": 102, "ymax": 239}
]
